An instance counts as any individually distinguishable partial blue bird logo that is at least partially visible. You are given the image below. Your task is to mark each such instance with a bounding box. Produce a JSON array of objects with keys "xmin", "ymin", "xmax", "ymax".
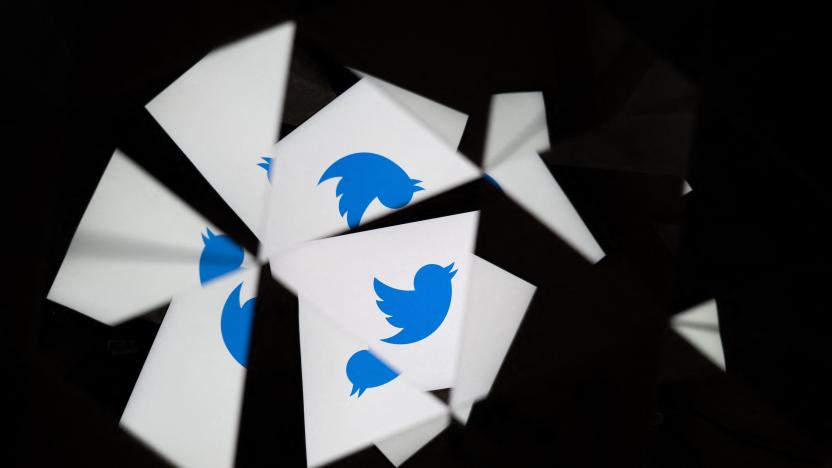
[
  {"xmin": 346, "ymin": 349, "xmax": 399, "ymax": 398},
  {"xmin": 375, "ymin": 262, "xmax": 458, "ymax": 345},
  {"xmin": 220, "ymin": 282, "xmax": 256, "ymax": 367},
  {"xmin": 318, "ymin": 152, "xmax": 424, "ymax": 229},
  {"xmin": 198, "ymin": 228, "xmax": 244, "ymax": 285},
  {"xmin": 257, "ymin": 156, "xmax": 273, "ymax": 182}
]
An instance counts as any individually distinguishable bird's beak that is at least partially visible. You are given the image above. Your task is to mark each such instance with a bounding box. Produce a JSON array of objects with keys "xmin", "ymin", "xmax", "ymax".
[
  {"xmin": 411, "ymin": 179, "xmax": 424, "ymax": 192},
  {"xmin": 444, "ymin": 262, "xmax": 458, "ymax": 278}
]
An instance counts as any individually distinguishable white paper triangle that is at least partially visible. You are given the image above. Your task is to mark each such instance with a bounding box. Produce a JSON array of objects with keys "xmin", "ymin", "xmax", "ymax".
[
  {"xmin": 47, "ymin": 149, "xmax": 256, "ymax": 325},
  {"xmin": 351, "ymin": 71, "xmax": 469, "ymax": 149},
  {"xmin": 299, "ymin": 298, "xmax": 448, "ymax": 468},
  {"xmin": 271, "ymin": 211, "xmax": 479, "ymax": 391},
  {"xmin": 370, "ymin": 254, "xmax": 537, "ymax": 462},
  {"xmin": 450, "ymin": 255, "xmax": 536, "ymax": 422},
  {"xmin": 487, "ymin": 151, "xmax": 605, "ymax": 263},
  {"xmin": 671, "ymin": 299, "xmax": 725, "ymax": 370},
  {"xmin": 146, "ymin": 22, "xmax": 295, "ymax": 239},
  {"xmin": 262, "ymin": 78, "xmax": 481, "ymax": 257},
  {"xmin": 483, "ymin": 91, "xmax": 550, "ymax": 168},
  {"xmin": 374, "ymin": 413, "xmax": 450, "ymax": 466},
  {"xmin": 121, "ymin": 267, "xmax": 260, "ymax": 468}
]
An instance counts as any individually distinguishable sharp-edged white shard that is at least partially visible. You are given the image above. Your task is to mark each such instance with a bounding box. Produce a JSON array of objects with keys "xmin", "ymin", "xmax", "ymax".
[
  {"xmin": 299, "ymin": 298, "xmax": 448, "ymax": 468},
  {"xmin": 351, "ymin": 70, "xmax": 469, "ymax": 149},
  {"xmin": 482, "ymin": 92, "xmax": 604, "ymax": 263},
  {"xmin": 450, "ymin": 256, "xmax": 536, "ymax": 422},
  {"xmin": 47, "ymin": 149, "xmax": 255, "ymax": 325},
  {"xmin": 483, "ymin": 91, "xmax": 550, "ymax": 168},
  {"xmin": 262, "ymin": 78, "xmax": 481, "ymax": 257},
  {"xmin": 121, "ymin": 267, "xmax": 260, "ymax": 468},
  {"xmin": 671, "ymin": 299, "xmax": 725, "ymax": 370},
  {"xmin": 487, "ymin": 151, "xmax": 605, "ymax": 263},
  {"xmin": 147, "ymin": 22, "xmax": 295, "ymax": 239},
  {"xmin": 271, "ymin": 212, "xmax": 479, "ymax": 391},
  {"xmin": 374, "ymin": 413, "xmax": 450, "ymax": 467}
]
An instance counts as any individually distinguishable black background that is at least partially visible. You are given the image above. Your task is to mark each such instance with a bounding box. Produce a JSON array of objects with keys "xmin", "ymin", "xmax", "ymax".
[{"xmin": 4, "ymin": 1, "xmax": 829, "ymax": 467}]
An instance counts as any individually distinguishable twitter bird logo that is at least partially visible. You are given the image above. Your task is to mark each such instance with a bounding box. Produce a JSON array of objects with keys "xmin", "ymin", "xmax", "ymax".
[
  {"xmin": 318, "ymin": 152, "xmax": 424, "ymax": 229},
  {"xmin": 221, "ymin": 282, "xmax": 256, "ymax": 367},
  {"xmin": 199, "ymin": 228, "xmax": 244, "ymax": 285},
  {"xmin": 346, "ymin": 349, "xmax": 399, "ymax": 397},
  {"xmin": 374, "ymin": 262, "xmax": 458, "ymax": 345}
]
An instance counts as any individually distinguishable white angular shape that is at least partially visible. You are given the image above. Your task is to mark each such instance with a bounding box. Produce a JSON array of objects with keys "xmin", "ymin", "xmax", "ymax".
[
  {"xmin": 450, "ymin": 256, "xmax": 536, "ymax": 420},
  {"xmin": 451, "ymin": 401, "xmax": 474, "ymax": 424},
  {"xmin": 682, "ymin": 180, "xmax": 693, "ymax": 195},
  {"xmin": 351, "ymin": 70, "xmax": 469, "ymax": 149},
  {"xmin": 47, "ymin": 149, "xmax": 255, "ymax": 325},
  {"xmin": 483, "ymin": 91, "xmax": 550, "ymax": 168},
  {"xmin": 121, "ymin": 268, "xmax": 260, "ymax": 468},
  {"xmin": 271, "ymin": 212, "xmax": 479, "ymax": 391},
  {"xmin": 375, "ymin": 414, "xmax": 450, "ymax": 467},
  {"xmin": 147, "ymin": 22, "xmax": 296, "ymax": 239},
  {"xmin": 262, "ymin": 78, "xmax": 481, "ymax": 257},
  {"xmin": 488, "ymin": 152, "xmax": 605, "ymax": 263},
  {"xmin": 671, "ymin": 299, "xmax": 725, "ymax": 370},
  {"xmin": 372, "ymin": 256, "xmax": 529, "ymax": 463},
  {"xmin": 299, "ymin": 298, "xmax": 448, "ymax": 468}
]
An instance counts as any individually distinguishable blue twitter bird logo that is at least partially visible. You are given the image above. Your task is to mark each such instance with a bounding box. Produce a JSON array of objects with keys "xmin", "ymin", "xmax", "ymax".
[
  {"xmin": 374, "ymin": 262, "xmax": 458, "ymax": 345},
  {"xmin": 318, "ymin": 152, "xmax": 424, "ymax": 229},
  {"xmin": 346, "ymin": 349, "xmax": 399, "ymax": 397},
  {"xmin": 221, "ymin": 282, "xmax": 256, "ymax": 367},
  {"xmin": 199, "ymin": 228, "xmax": 245, "ymax": 285}
]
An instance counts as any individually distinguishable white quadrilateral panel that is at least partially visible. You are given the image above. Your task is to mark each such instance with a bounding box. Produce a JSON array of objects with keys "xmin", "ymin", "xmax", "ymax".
[
  {"xmin": 121, "ymin": 267, "xmax": 260, "ymax": 468},
  {"xmin": 271, "ymin": 212, "xmax": 479, "ymax": 391},
  {"xmin": 47, "ymin": 149, "xmax": 255, "ymax": 325},
  {"xmin": 299, "ymin": 298, "xmax": 448, "ymax": 468},
  {"xmin": 262, "ymin": 78, "xmax": 481, "ymax": 257},
  {"xmin": 147, "ymin": 22, "xmax": 295, "ymax": 239}
]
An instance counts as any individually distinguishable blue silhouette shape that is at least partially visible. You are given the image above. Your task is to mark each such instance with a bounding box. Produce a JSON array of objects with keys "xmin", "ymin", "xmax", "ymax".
[
  {"xmin": 199, "ymin": 228, "xmax": 245, "ymax": 285},
  {"xmin": 221, "ymin": 282, "xmax": 256, "ymax": 367},
  {"xmin": 318, "ymin": 152, "xmax": 424, "ymax": 229},
  {"xmin": 482, "ymin": 173, "xmax": 503, "ymax": 191},
  {"xmin": 257, "ymin": 156, "xmax": 273, "ymax": 182},
  {"xmin": 346, "ymin": 349, "xmax": 399, "ymax": 397},
  {"xmin": 374, "ymin": 262, "xmax": 458, "ymax": 345}
]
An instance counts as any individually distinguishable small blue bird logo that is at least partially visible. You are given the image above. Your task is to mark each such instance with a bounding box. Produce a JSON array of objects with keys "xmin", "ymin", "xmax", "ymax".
[
  {"xmin": 346, "ymin": 349, "xmax": 399, "ymax": 398},
  {"xmin": 318, "ymin": 152, "xmax": 424, "ymax": 229},
  {"xmin": 342, "ymin": 262, "xmax": 458, "ymax": 397},
  {"xmin": 220, "ymin": 282, "xmax": 256, "ymax": 367},
  {"xmin": 374, "ymin": 262, "xmax": 458, "ymax": 345},
  {"xmin": 198, "ymin": 228, "xmax": 244, "ymax": 285},
  {"xmin": 257, "ymin": 156, "xmax": 273, "ymax": 182}
]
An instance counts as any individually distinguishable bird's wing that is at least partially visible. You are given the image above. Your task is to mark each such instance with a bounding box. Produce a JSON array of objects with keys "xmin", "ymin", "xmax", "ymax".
[
  {"xmin": 373, "ymin": 278, "xmax": 416, "ymax": 329},
  {"xmin": 338, "ymin": 183, "xmax": 375, "ymax": 229},
  {"xmin": 320, "ymin": 160, "xmax": 376, "ymax": 229}
]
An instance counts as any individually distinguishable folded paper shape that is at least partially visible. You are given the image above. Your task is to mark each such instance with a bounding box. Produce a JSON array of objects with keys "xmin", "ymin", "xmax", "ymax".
[
  {"xmin": 271, "ymin": 211, "xmax": 479, "ymax": 391},
  {"xmin": 147, "ymin": 22, "xmax": 295, "ymax": 239},
  {"xmin": 299, "ymin": 298, "xmax": 448, "ymax": 468},
  {"xmin": 450, "ymin": 255, "xmax": 537, "ymax": 422},
  {"xmin": 262, "ymin": 78, "xmax": 481, "ymax": 257},
  {"xmin": 48, "ymin": 149, "xmax": 255, "ymax": 325},
  {"xmin": 671, "ymin": 299, "xmax": 725, "ymax": 370},
  {"xmin": 121, "ymin": 268, "xmax": 260, "ymax": 468}
]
